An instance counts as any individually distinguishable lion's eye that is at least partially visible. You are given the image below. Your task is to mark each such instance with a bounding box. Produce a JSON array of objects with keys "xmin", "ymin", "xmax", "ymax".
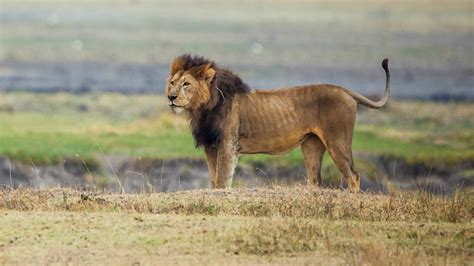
[
  {"xmin": 170, "ymin": 80, "xmax": 175, "ymax": 86},
  {"xmin": 183, "ymin": 81, "xmax": 190, "ymax": 87}
]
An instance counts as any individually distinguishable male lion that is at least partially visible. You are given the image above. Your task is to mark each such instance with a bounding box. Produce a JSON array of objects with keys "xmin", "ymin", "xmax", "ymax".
[{"xmin": 166, "ymin": 54, "xmax": 390, "ymax": 192}]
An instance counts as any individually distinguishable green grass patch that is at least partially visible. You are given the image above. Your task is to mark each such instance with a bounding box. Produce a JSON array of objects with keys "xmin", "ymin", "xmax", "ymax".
[{"xmin": 0, "ymin": 92, "xmax": 472, "ymax": 165}]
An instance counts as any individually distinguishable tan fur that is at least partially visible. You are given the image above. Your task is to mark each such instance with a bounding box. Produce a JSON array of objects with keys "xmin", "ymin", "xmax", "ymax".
[{"xmin": 167, "ymin": 56, "xmax": 391, "ymax": 192}]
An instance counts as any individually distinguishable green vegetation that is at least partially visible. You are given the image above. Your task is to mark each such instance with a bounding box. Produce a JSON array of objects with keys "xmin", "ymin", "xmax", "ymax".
[
  {"xmin": 0, "ymin": 92, "xmax": 472, "ymax": 166},
  {"xmin": 0, "ymin": 187, "xmax": 471, "ymax": 264},
  {"xmin": 0, "ymin": 92, "xmax": 197, "ymax": 163}
]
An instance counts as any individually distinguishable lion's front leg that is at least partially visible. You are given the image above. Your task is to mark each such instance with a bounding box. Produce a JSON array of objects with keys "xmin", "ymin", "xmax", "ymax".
[
  {"xmin": 215, "ymin": 141, "xmax": 239, "ymax": 189},
  {"xmin": 204, "ymin": 147, "xmax": 218, "ymax": 188}
]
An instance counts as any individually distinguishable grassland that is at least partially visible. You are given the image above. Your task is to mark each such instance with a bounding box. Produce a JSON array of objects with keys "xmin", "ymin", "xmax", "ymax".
[
  {"xmin": 0, "ymin": 187, "xmax": 472, "ymax": 264},
  {"xmin": 0, "ymin": 92, "xmax": 472, "ymax": 166}
]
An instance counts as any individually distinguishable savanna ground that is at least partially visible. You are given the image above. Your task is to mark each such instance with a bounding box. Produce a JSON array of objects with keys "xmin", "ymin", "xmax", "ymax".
[{"xmin": 0, "ymin": 187, "xmax": 472, "ymax": 264}]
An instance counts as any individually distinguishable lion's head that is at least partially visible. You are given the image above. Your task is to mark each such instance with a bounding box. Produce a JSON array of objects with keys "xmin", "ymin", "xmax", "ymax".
[
  {"xmin": 166, "ymin": 54, "xmax": 250, "ymax": 148},
  {"xmin": 166, "ymin": 55, "xmax": 216, "ymax": 113}
]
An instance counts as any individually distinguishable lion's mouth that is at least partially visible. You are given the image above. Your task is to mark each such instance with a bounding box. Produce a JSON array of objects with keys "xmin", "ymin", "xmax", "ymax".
[
  {"xmin": 169, "ymin": 102, "xmax": 187, "ymax": 110},
  {"xmin": 169, "ymin": 102, "xmax": 183, "ymax": 107}
]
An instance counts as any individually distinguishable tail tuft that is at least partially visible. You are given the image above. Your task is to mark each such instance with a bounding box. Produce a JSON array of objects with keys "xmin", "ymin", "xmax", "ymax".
[
  {"xmin": 382, "ymin": 58, "xmax": 389, "ymax": 71},
  {"xmin": 346, "ymin": 58, "xmax": 391, "ymax": 109}
]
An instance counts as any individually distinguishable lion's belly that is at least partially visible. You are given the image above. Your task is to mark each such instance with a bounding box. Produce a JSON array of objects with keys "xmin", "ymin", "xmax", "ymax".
[
  {"xmin": 238, "ymin": 131, "xmax": 310, "ymax": 155},
  {"xmin": 235, "ymin": 90, "xmax": 318, "ymax": 155}
]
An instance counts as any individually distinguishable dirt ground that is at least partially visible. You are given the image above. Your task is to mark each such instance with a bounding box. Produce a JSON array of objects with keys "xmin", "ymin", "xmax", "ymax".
[{"xmin": 0, "ymin": 187, "xmax": 472, "ymax": 265}]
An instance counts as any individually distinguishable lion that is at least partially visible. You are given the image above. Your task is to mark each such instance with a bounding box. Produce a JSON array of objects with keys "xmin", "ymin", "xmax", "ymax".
[{"xmin": 166, "ymin": 54, "xmax": 390, "ymax": 192}]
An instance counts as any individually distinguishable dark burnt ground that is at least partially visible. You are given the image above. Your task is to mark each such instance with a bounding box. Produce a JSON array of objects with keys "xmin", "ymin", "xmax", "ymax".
[{"xmin": 0, "ymin": 155, "xmax": 471, "ymax": 195}]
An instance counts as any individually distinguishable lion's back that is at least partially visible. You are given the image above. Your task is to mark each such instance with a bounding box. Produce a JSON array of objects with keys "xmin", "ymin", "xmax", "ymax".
[
  {"xmin": 237, "ymin": 85, "xmax": 354, "ymax": 136},
  {"xmin": 248, "ymin": 84, "xmax": 356, "ymax": 111}
]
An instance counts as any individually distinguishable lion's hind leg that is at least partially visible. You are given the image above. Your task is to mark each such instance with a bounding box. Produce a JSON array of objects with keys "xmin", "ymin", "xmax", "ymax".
[
  {"xmin": 301, "ymin": 134, "xmax": 326, "ymax": 186},
  {"xmin": 326, "ymin": 144, "xmax": 360, "ymax": 193}
]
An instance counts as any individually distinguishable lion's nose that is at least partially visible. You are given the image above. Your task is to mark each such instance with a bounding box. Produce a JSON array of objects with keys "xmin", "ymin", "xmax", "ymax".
[{"xmin": 168, "ymin": 95, "xmax": 177, "ymax": 102}]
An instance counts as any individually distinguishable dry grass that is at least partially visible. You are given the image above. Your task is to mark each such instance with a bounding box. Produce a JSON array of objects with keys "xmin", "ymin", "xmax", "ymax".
[
  {"xmin": 227, "ymin": 218, "xmax": 471, "ymax": 263},
  {"xmin": 1, "ymin": 186, "xmax": 471, "ymax": 223},
  {"xmin": 0, "ymin": 186, "xmax": 472, "ymax": 264}
]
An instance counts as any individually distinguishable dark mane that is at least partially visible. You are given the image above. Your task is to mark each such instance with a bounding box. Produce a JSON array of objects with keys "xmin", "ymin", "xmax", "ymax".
[{"xmin": 173, "ymin": 54, "xmax": 250, "ymax": 149}]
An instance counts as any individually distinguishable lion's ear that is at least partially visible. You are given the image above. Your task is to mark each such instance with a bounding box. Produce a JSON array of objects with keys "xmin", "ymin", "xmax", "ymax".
[
  {"xmin": 192, "ymin": 63, "xmax": 215, "ymax": 83},
  {"xmin": 188, "ymin": 63, "xmax": 216, "ymax": 83},
  {"xmin": 203, "ymin": 64, "xmax": 215, "ymax": 84}
]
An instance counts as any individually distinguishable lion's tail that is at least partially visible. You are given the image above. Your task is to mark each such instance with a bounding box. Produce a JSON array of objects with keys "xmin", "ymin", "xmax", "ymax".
[{"xmin": 346, "ymin": 58, "xmax": 391, "ymax": 109}]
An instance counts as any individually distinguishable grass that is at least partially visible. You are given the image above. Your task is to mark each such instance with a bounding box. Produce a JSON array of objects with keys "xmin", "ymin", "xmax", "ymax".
[
  {"xmin": 0, "ymin": 187, "xmax": 472, "ymax": 264},
  {"xmin": 0, "ymin": 92, "xmax": 472, "ymax": 166},
  {"xmin": 0, "ymin": 92, "xmax": 196, "ymax": 163},
  {"xmin": 1, "ymin": 186, "xmax": 471, "ymax": 222}
]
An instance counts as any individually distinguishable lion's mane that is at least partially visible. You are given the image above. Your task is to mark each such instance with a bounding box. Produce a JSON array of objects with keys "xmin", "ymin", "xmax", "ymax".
[{"xmin": 172, "ymin": 54, "xmax": 250, "ymax": 148}]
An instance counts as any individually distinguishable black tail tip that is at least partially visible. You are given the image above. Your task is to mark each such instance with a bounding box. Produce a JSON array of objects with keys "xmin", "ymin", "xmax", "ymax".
[{"xmin": 382, "ymin": 58, "xmax": 389, "ymax": 70}]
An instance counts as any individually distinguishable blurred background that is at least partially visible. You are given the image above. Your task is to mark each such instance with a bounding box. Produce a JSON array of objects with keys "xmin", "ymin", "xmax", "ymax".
[
  {"xmin": 0, "ymin": 0, "xmax": 472, "ymax": 193},
  {"xmin": 1, "ymin": 0, "xmax": 472, "ymax": 98}
]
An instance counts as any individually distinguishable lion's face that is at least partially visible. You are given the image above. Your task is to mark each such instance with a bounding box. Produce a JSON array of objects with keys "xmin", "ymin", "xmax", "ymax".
[
  {"xmin": 166, "ymin": 72, "xmax": 200, "ymax": 113},
  {"xmin": 166, "ymin": 63, "xmax": 215, "ymax": 113}
]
